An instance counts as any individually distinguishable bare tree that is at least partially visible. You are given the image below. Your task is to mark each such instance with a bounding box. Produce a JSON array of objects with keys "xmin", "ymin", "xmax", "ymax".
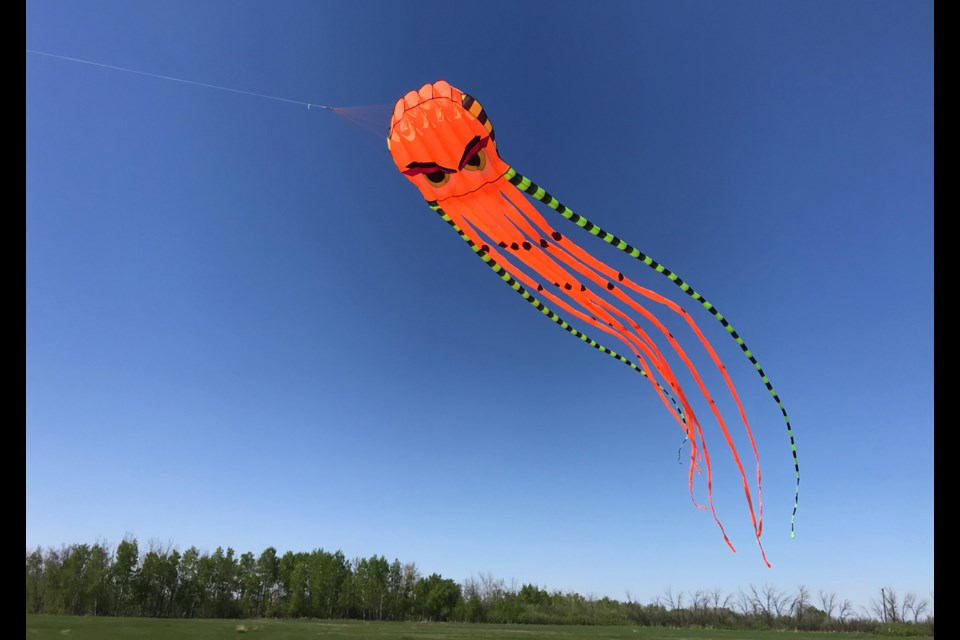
[
  {"xmin": 690, "ymin": 589, "xmax": 710, "ymax": 626},
  {"xmin": 478, "ymin": 572, "xmax": 506, "ymax": 605},
  {"xmin": 885, "ymin": 587, "xmax": 901, "ymax": 623},
  {"xmin": 869, "ymin": 587, "xmax": 903, "ymax": 623},
  {"xmin": 743, "ymin": 583, "xmax": 792, "ymax": 627},
  {"xmin": 900, "ymin": 591, "xmax": 916, "ymax": 623},
  {"xmin": 747, "ymin": 584, "xmax": 772, "ymax": 626},
  {"xmin": 883, "ymin": 587, "xmax": 900, "ymax": 623},
  {"xmin": 838, "ymin": 598, "xmax": 854, "ymax": 624},
  {"xmin": 735, "ymin": 588, "xmax": 757, "ymax": 616},
  {"xmin": 792, "ymin": 585, "xmax": 810, "ymax": 623},
  {"xmin": 661, "ymin": 587, "xmax": 679, "ymax": 610},
  {"xmin": 868, "ymin": 597, "xmax": 883, "ymax": 622},
  {"xmin": 767, "ymin": 584, "xmax": 791, "ymax": 618},
  {"xmin": 709, "ymin": 587, "xmax": 732, "ymax": 611},
  {"xmin": 659, "ymin": 587, "xmax": 686, "ymax": 625},
  {"xmin": 690, "ymin": 588, "xmax": 733, "ymax": 626},
  {"xmin": 818, "ymin": 589, "xmax": 837, "ymax": 620},
  {"xmin": 901, "ymin": 591, "xmax": 929, "ymax": 623},
  {"xmin": 461, "ymin": 575, "xmax": 481, "ymax": 601}
]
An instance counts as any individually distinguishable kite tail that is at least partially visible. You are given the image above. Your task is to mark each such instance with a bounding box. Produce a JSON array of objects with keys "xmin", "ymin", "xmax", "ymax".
[
  {"xmin": 508, "ymin": 168, "xmax": 797, "ymax": 541},
  {"xmin": 435, "ymin": 185, "xmax": 768, "ymax": 561}
]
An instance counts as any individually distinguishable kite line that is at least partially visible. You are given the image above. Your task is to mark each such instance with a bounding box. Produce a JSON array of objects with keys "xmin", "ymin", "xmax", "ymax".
[{"xmin": 26, "ymin": 49, "xmax": 336, "ymax": 111}]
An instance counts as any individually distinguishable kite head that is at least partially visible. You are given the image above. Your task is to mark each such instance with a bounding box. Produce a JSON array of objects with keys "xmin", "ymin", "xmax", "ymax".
[{"xmin": 388, "ymin": 80, "xmax": 509, "ymax": 202}]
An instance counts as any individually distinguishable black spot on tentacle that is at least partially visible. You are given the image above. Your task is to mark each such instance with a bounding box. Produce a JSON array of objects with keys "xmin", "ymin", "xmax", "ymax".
[
  {"xmin": 539, "ymin": 238, "xmax": 549, "ymax": 248},
  {"xmin": 522, "ymin": 241, "xmax": 532, "ymax": 250},
  {"xmin": 481, "ymin": 244, "xmax": 490, "ymax": 253},
  {"xmin": 552, "ymin": 231, "xmax": 563, "ymax": 241},
  {"xmin": 510, "ymin": 242, "xmax": 519, "ymax": 250},
  {"xmin": 607, "ymin": 283, "xmax": 615, "ymax": 290},
  {"xmin": 580, "ymin": 285, "xmax": 586, "ymax": 292},
  {"xmin": 498, "ymin": 241, "xmax": 508, "ymax": 248},
  {"xmin": 537, "ymin": 284, "xmax": 543, "ymax": 291},
  {"xmin": 564, "ymin": 283, "xmax": 572, "ymax": 290},
  {"xmin": 617, "ymin": 272, "xmax": 624, "ymax": 281}
]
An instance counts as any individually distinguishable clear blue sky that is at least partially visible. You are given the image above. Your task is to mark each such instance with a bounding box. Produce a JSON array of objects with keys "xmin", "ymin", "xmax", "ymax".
[{"xmin": 27, "ymin": 0, "xmax": 933, "ymax": 615}]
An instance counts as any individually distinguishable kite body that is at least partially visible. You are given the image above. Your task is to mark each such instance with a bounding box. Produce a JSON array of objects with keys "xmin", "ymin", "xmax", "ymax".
[{"xmin": 387, "ymin": 81, "xmax": 798, "ymax": 565}]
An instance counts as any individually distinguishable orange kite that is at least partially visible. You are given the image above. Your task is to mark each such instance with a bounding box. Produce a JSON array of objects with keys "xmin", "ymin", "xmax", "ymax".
[{"xmin": 388, "ymin": 81, "xmax": 799, "ymax": 565}]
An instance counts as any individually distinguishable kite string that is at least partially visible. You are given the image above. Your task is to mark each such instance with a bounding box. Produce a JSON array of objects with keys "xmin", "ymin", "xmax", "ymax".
[{"xmin": 26, "ymin": 48, "xmax": 334, "ymax": 111}]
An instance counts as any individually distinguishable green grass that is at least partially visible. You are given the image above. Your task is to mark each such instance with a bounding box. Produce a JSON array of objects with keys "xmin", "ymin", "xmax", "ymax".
[{"xmin": 23, "ymin": 615, "xmax": 929, "ymax": 640}]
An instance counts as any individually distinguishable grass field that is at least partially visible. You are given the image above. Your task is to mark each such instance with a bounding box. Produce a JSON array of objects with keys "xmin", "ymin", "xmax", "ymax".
[{"xmin": 24, "ymin": 615, "xmax": 931, "ymax": 640}]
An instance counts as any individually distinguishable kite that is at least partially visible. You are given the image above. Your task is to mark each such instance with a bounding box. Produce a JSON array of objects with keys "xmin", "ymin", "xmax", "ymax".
[{"xmin": 387, "ymin": 81, "xmax": 798, "ymax": 565}]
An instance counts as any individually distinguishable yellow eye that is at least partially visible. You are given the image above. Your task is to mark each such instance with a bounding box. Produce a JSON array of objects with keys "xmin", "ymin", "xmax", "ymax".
[
  {"xmin": 463, "ymin": 149, "xmax": 486, "ymax": 172},
  {"xmin": 425, "ymin": 170, "xmax": 450, "ymax": 187}
]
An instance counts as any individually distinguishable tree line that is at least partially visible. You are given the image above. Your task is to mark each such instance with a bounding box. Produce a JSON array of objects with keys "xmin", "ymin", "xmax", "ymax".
[{"xmin": 25, "ymin": 537, "xmax": 933, "ymax": 635}]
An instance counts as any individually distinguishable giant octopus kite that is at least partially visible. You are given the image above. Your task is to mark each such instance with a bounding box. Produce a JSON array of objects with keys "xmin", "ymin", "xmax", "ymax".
[{"xmin": 387, "ymin": 81, "xmax": 798, "ymax": 565}]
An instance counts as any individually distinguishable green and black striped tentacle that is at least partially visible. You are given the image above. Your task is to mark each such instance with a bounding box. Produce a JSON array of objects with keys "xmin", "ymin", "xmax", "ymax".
[
  {"xmin": 425, "ymin": 199, "xmax": 688, "ymax": 427},
  {"xmin": 505, "ymin": 168, "xmax": 800, "ymax": 537}
]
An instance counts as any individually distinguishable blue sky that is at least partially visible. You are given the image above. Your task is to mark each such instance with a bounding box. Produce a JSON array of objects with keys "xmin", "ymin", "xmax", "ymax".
[{"xmin": 27, "ymin": 0, "xmax": 932, "ymax": 615}]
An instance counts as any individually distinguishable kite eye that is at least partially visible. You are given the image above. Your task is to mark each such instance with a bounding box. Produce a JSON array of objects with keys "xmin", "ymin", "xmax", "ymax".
[
  {"xmin": 463, "ymin": 149, "xmax": 487, "ymax": 172},
  {"xmin": 425, "ymin": 171, "xmax": 450, "ymax": 187}
]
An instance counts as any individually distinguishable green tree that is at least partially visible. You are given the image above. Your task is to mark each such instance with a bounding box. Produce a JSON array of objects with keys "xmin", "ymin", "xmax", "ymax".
[
  {"xmin": 60, "ymin": 544, "xmax": 94, "ymax": 615},
  {"xmin": 112, "ymin": 537, "xmax": 139, "ymax": 615},
  {"xmin": 256, "ymin": 547, "xmax": 280, "ymax": 617},
  {"xmin": 86, "ymin": 543, "xmax": 113, "ymax": 615},
  {"xmin": 161, "ymin": 549, "xmax": 181, "ymax": 616},
  {"xmin": 41, "ymin": 547, "xmax": 66, "ymax": 614},
  {"xmin": 518, "ymin": 583, "xmax": 549, "ymax": 606},
  {"xmin": 314, "ymin": 550, "xmax": 350, "ymax": 619},
  {"xmin": 137, "ymin": 550, "xmax": 160, "ymax": 615},
  {"xmin": 386, "ymin": 560, "xmax": 417, "ymax": 621},
  {"xmin": 207, "ymin": 547, "xmax": 239, "ymax": 617},
  {"xmin": 26, "ymin": 547, "xmax": 46, "ymax": 613},
  {"xmin": 353, "ymin": 555, "xmax": 390, "ymax": 620},
  {"xmin": 415, "ymin": 573, "xmax": 462, "ymax": 621},
  {"xmin": 279, "ymin": 551, "xmax": 309, "ymax": 618},
  {"xmin": 175, "ymin": 546, "xmax": 204, "ymax": 617},
  {"xmin": 136, "ymin": 545, "xmax": 180, "ymax": 616},
  {"xmin": 237, "ymin": 551, "xmax": 258, "ymax": 617}
]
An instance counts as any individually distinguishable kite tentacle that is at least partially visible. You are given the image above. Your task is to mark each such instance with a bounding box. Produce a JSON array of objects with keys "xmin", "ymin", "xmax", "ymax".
[
  {"xmin": 460, "ymin": 181, "xmax": 765, "ymax": 560},
  {"xmin": 425, "ymin": 199, "xmax": 691, "ymax": 431},
  {"xmin": 507, "ymin": 168, "xmax": 799, "ymax": 538},
  {"xmin": 447, "ymin": 187, "xmax": 709, "ymax": 433},
  {"xmin": 460, "ymin": 190, "xmax": 686, "ymax": 395},
  {"xmin": 430, "ymin": 195, "xmax": 759, "ymax": 559}
]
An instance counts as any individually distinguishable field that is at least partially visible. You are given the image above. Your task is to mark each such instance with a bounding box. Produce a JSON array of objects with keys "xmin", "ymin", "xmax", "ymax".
[{"xmin": 24, "ymin": 615, "xmax": 928, "ymax": 640}]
